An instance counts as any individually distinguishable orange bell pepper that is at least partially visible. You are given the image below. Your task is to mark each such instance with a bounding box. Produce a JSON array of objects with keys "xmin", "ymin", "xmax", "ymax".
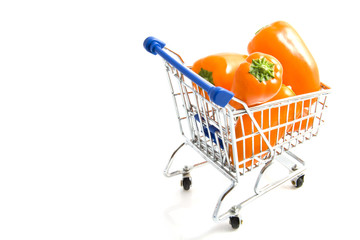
[
  {"xmin": 269, "ymin": 85, "xmax": 316, "ymax": 133},
  {"xmin": 293, "ymin": 98, "xmax": 317, "ymax": 131},
  {"xmin": 231, "ymin": 52, "xmax": 283, "ymax": 108},
  {"xmin": 268, "ymin": 84, "xmax": 301, "ymax": 132},
  {"xmin": 192, "ymin": 53, "xmax": 247, "ymax": 91},
  {"xmin": 268, "ymin": 84, "xmax": 296, "ymax": 101},
  {"xmin": 230, "ymin": 84, "xmax": 298, "ymax": 169},
  {"xmin": 248, "ymin": 21, "xmax": 321, "ymax": 95},
  {"xmin": 230, "ymin": 109, "xmax": 285, "ymax": 169}
]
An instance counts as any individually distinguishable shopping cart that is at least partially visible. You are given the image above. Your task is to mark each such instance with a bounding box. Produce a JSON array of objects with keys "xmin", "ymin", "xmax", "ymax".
[{"xmin": 143, "ymin": 36, "xmax": 331, "ymax": 229}]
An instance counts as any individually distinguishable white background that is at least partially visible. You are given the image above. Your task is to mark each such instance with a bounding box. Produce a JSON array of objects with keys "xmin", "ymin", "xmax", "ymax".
[{"xmin": 0, "ymin": 0, "xmax": 358, "ymax": 239}]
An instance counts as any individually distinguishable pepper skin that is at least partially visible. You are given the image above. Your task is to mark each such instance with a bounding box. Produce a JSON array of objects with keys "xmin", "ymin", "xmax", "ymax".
[
  {"xmin": 231, "ymin": 52, "xmax": 283, "ymax": 108},
  {"xmin": 293, "ymin": 98, "xmax": 316, "ymax": 131},
  {"xmin": 230, "ymin": 106, "xmax": 285, "ymax": 168},
  {"xmin": 192, "ymin": 53, "xmax": 247, "ymax": 91},
  {"xmin": 248, "ymin": 21, "xmax": 321, "ymax": 95},
  {"xmin": 267, "ymin": 84, "xmax": 301, "ymax": 132},
  {"xmin": 270, "ymin": 85, "xmax": 316, "ymax": 133},
  {"xmin": 230, "ymin": 84, "xmax": 297, "ymax": 168},
  {"xmin": 268, "ymin": 84, "xmax": 296, "ymax": 101}
]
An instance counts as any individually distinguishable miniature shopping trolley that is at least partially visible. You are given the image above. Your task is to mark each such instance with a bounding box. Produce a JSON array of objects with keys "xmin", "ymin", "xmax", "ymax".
[{"xmin": 143, "ymin": 37, "xmax": 330, "ymax": 229}]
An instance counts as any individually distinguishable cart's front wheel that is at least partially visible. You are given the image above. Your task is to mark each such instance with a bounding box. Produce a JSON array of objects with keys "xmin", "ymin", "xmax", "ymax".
[
  {"xmin": 229, "ymin": 216, "xmax": 242, "ymax": 229},
  {"xmin": 181, "ymin": 177, "xmax": 192, "ymax": 191},
  {"xmin": 292, "ymin": 175, "xmax": 305, "ymax": 188}
]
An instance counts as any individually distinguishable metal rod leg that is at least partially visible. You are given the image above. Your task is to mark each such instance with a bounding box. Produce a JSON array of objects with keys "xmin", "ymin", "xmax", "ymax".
[
  {"xmin": 213, "ymin": 181, "xmax": 238, "ymax": 222},
  {"xmin": 164, "ymin": 142, "xmax": 208, "ymax": 178},
  {"xmin": 164, "ymin": 142, "xmax": 186, "ymax": 177},
  {"xmin": 254, "ymin": 160, "xmax": 274, "ymax": 194}
]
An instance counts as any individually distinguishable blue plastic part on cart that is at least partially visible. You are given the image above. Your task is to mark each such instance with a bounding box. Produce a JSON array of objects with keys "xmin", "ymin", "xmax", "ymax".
[
  {"xmin": 143, "ymin": 36, "xmax": 166, "ymax": 55},
  {"xmin": 143, "ymin": 36, "xmax": 234, "ymax": 108},
  {"xmin": 194, "ymin": 114, "xmax": 224, "ymax": 149}
]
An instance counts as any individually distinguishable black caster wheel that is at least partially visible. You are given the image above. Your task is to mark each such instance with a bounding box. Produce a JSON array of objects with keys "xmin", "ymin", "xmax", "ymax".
[
  {"xmin": 292, "ymin": 175, "xmax": 304, "ymax": 188},
  {"xmin": 181, "ymin": 177, "xmax": 192, "ymax": 191},
  {"xmin": 229, "ymin": 216, "xmax": 242, "ymax": 229}
]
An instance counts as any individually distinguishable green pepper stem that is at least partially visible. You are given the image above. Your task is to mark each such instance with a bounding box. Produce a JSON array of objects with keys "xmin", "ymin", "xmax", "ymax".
[
  {"xmin": 198, "ymin": 68, "xmax": 214, "ymax": 85},
  {"xmin": 248, "ymin": 58, "xmax": 275, "ymax": 82}
]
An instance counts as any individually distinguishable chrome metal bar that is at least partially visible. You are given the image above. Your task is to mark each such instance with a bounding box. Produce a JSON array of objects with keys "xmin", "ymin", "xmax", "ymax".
[
  {"xmin": 154, "ymin": 47, "xmax": 331, "ymax": 225},
  {"xmin": 213, "ymin": 181, "xmax": 237, "ymax": 222},
  {"xmin": 163, "ymin": 142, "xmax": 208, "ymax": 178}
]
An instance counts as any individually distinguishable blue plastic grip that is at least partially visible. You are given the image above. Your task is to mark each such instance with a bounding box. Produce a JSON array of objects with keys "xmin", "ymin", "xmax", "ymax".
[
  {"xmin": 143, "ymin": 36, "xmax": 234, "ymax": 108},
  {"xmin": 143, "ymin": 36, "xmax": 166, "ymax": 55}
]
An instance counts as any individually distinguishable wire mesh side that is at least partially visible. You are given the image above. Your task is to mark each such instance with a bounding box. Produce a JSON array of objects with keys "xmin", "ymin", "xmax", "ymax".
[
  {"xmin": 163, "ymin": 55, "xmax": 330, "ymax": 179},
  {"xmin": 230, "ymin": 89, "xmax": 330, "ymax": 174},
  {"xmin": 164, "ymin": 61, "xmax": 237, "ymax": 180}
]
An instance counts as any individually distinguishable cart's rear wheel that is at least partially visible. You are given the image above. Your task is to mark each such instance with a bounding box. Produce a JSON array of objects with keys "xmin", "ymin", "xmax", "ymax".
[
  {"xmin": 292, "ymin": 175, "xmax": 304, "ymax": 188},
  {"xmin": 229, "ymin": 216, "xmax": 242, "ymax": 229},
  {"xmin": 181, "ymin": 177, "xmax": 192, "ymax": 191}
]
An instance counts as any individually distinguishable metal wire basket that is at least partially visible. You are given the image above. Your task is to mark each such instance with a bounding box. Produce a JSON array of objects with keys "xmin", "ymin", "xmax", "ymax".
[{"xmin": 144, "ymin": 37, "xmax": 331, "ymax": 229}]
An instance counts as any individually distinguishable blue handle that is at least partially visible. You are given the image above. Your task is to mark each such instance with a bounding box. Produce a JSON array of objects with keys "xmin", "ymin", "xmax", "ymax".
[{"xmin": 143, "ymin": 36, "xmax": 234, "ymax": 108}]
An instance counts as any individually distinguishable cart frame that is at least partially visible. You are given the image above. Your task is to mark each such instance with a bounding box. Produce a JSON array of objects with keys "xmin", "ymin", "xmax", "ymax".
[{"xmin": 144, "ymin": 37, "xmax": 330, "ymax": 229}]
